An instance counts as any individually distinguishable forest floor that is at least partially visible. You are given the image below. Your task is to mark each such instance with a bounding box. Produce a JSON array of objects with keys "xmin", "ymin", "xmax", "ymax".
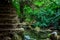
[
  {"xmin": 24, "ymin": 27, "xmax": 60, "ymax": 40},
  {"xmin": 24, "ymin": 29, "xmax": 50, "ymax": 40}
]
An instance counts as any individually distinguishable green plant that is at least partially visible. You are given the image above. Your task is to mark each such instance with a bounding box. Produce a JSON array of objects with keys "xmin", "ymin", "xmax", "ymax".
[
  {"xmin": 12, "ymin": 0, "xmax": 20, "ymax": 18},
  {"xmin": 12, "ymin": 0, "xmax": 60, "ymax": 29}
]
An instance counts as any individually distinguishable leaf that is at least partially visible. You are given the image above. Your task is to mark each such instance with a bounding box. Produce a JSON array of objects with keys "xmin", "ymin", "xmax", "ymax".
[
  {"xmin": 33, "ymin": 1, "xmax": 44, "ymax": 7},
  {"xmin": 53, "ymin": 0, "xmax": 60, "ymax": 5}
]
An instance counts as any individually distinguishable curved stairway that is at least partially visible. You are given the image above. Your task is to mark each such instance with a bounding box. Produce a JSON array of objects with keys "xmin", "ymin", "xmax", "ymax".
[
  {"xmin": 0, "ymin": 0, "xmax": 22, "ymax": 40},
  {"xmin": 0, "ymin": 1, "xmax": 20, "ymax": 29}
]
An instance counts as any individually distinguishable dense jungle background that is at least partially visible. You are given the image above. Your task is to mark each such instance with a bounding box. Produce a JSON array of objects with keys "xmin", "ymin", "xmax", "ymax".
[
  {"xmin": 12, "ymin": 0, "xmax": 60, "ymax": 29},
  {"xmin": 0, "ymin": 0, "xmax": 60, "ymax": 40},
  {"xmin": 12, "ymin": 0, "xmax": 60, "ymax": 40}
]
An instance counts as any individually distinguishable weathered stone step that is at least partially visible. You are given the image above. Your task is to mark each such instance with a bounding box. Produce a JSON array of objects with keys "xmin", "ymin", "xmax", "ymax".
[
  {"xmin": 0, "ymin": 0, "xmax": 8, "ymax": 2},
  {"xmin": 0, "ymin": 10, "xmax": 16, "ymax": 14},
  {"xmin": 0, "ymin": 22, "xmax": 18, "ymax": 25},
  {"xmin": 0, "ymin": 9, "xmax": 16, "ymax": 11},
  {"xmin": 0, "ymin": 22, "xmax": 17, "ymax": 24},
  {"xmin": 0, "ymin": 3, "xmax": 11, "ymax": 5},
  {"xmin": 0, "ymin": 18, "xmax": 17, "ymax": 20},
  {"xmin": 0, "ymin": 7, "xmax": 14, "ymax": 9},
  {"xmin": 0, "ymin": 4, "xmax": 11, "ymax": 7},
  {"xmin": 0, "ymin": 9, "xmax": 11, "ymax": 11},
  {"xmin": 0, "ymin": 10, "xmax": 11, "ymax": 13},
  {"xmin": 0, "ymin": 19, "xmax": 17, "ymax": 22},
  {"xmin": 0, "ymin": 28, "xmax": 24, "ymax": 31},
  {"xmin": 0, "ymin": 19, "xmax": 18, "ymax": 24},
  {"xmin": 0, "ymin": 11, "xmax": 16, "ymax": 14},
  {"xmin": 0, "ymin": 7, "xmax": 9, "ymax": 10},
  {"xmin": 0, "ymin": 16, "xmax": 17, "ymax": 19},
  {"xmin": 0, "ymin": 16, "xmax": 18, "ymax": 20},
  {"xmin": 0, "ymin": 13, "xmax": 16, "ymax": 15},
  {"xmin": 0, "ymin": 14, "xmax": 16, "ymax": 18},
  {"xmin": 0, "ymin": 1, "xmax": 10, "ymax": 7},
  {"xmin": 0, "ymin": 23, "xmax": 19, "ymax": 28},
  {"xmin": 0, "ymin": 21, "xmax": 17, "ymax": 23},
  {"xmin": 0, "ymin": 13, "xmax": 16, "ymax": 16},
  {"xmin": 0, "ymin": 18, "xmax": 18, "ymax": 21},
  {"xmin": 0, "ymin": 4, "xmax": 15, "ymax": 8},
  {"xmin": 0, "ymin": 11, "xmax": 10, "ymax": 13},
  {"xmin": 0, "ymin": 10, "xmax": 10, "ymax": 12}
]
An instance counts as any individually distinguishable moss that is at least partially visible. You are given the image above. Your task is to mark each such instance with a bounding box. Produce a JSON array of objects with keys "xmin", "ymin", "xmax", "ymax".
[{"xmin": 12, "ymin": 33, "xmax": 22, "ymax": 40}]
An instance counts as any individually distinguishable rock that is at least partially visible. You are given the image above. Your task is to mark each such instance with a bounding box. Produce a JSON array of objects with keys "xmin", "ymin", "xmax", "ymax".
[{"xmin": 24, "ymin": 35, "xmax": 31, "ymax": 40}]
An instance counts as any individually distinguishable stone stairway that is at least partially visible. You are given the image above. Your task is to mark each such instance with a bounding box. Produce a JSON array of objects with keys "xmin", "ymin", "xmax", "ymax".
[
  {"xmin": 0, "ymin": 0, "xmax": 22, "ymax": 40},
  {"xmin": 0, "ymin": 0, "xmax": 20, "ymax": 28}
]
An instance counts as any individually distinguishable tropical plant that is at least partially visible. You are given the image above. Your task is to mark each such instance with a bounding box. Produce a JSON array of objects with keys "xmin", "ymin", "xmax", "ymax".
[{"xmin": 12, "ymin": 0, "xmax": 60, "ymax": 29}]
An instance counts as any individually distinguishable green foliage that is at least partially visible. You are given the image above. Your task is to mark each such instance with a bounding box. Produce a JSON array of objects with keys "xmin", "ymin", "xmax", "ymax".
[
  {"xmin": 53, "ymin": 0, "xmax": 60, "ymax": 5},
  {"xmin": 33, "ymin": 1, "xmax": 44, "ymax": 7},
  {"xmin": 23, "ymin": 5, "xmax": 33, "ymax": 22},
  {"xmin": 23, "ymin": 0, "xmax": 60, "ymax": 29},
  {"xmin": 12, "ymin": 0, "xmax": 60, "ymax": 29},
  {"xmin": 24, "ymin": 5, "xmax": 33, "ymax": 15},
  {"xmin": 33, "ymin": 8, "xmax": 55, "ymax": 28},
  {"xmin": 12, "ymin": 0, "xmax": 20, "ymax": 18}
]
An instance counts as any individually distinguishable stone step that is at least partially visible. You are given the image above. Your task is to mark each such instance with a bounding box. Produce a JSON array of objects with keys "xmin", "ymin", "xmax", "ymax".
[
  {"xmin": 0, "ymin": 4, "xmax": 11, "ymax": 7},
  {"xmin": 0, "ymin": 13, "xmax": 16, "ymax": 15},
  {"xmin": 0, "ymin": 19, "xmax": 18, "ymax": 23},
  {"xmin": 0, "ymin": 13, "xmax": 16, "ymax": 16},
  {"xmin": 0, "ymin": 23, "xmax": 19, "ymax": 28},
  {"xmin": 0, "ymin": 11, "xmax": 16, "ymax": 14},
  {"xmin": 0, "ymin": 0, "xmax": 9, "ymax": 3},
  {"xmin": 0, "ymin": 1, "xmax": 10, "ymax": 7},
  {"xmin": 0, "ymin": 15, "xmax": 17, "ymax": 19},
  {"xmin": 0, "ymin": 28, "xmax": 24, "ymax": 31},
  {"xmin": 0, "ymin": 18, "xmax": 19, "ymax": 23},
  {"xmin": 0, "ymin": 0, "xmax": 20, "ymax": 29},
  {"xmin": 0, "ymin": 23, "xmax": 19, "ymax": 25},
  {"xmin": 0, "ymin": 16, "xmax": 18, "ymax": 20},
  {"xmin": 0, "ymin": 18, "xmax": 10, "ymax": 20},
  {"xmin": 0, "ymin": 14, "xmax": 16, "ymax": 18},
  {"xmin": 0, "ymin": 9, "xmax": 11, "ymax": 13},
  {"xmin": 0, "ymin": 10, "xmax": 16, "ymax": 14},
  {"xmin": 0, "ymin": 22, "xmax": 17, "ymax": 24},
  {"xmin": 0, "ymin": 9, "xmax": 15, "ymax": 12},
  {"xmin": 0, "ymin": 3, "xmax": 11, "ymax": 6},
  {"xmin": 0, "ymin": 6, "xmax": 10, "ymax": 10},
  {"xmin": 0, "ymin": 18, "xmax": 18, "ymax": 20},
  {"xmin": 0, "ymin": 7, "xmax": 14, "ymax": 9},
  {"xmin": 0, "ymin": 11, "xmax": 11, "ymax": 13}
]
